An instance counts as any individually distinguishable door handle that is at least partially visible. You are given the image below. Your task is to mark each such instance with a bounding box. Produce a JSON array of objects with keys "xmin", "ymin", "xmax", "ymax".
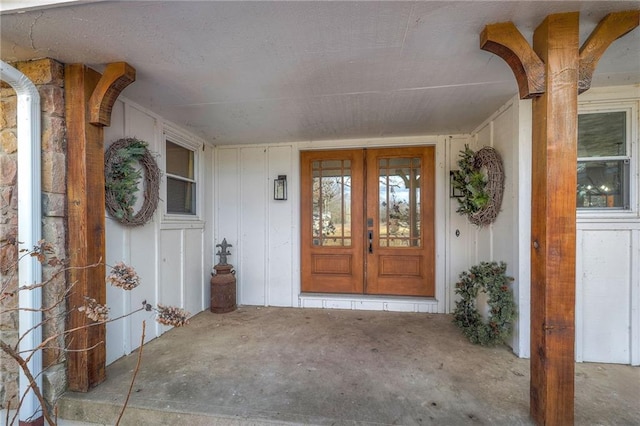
[{"xmin": 368, "ymin": 230, "xmax": 373, "ymax": 253}]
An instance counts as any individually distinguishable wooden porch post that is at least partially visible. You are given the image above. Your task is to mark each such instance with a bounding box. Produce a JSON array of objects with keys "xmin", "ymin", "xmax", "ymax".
[
  {"xmin": 529, "ymin": 14, "xmax": 580, "ymax": 425},
  {"xmin": 481, "ymin": 11, "xmax": 638, "ymax": 425},
  {"xmin": 65, "ymin": 62, "xmax": 134, "ymax": 392}
]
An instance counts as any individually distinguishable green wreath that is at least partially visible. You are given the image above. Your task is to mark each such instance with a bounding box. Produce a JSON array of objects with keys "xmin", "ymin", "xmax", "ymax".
[
  {"xmin": 453, "ymin": 261, "xmax": 516, "ymax": 346},
  {"xmin": 451, "ymin": 145, "xmax": 504, "ymax": 227},
  {"xmin": 452, "ymin": 145, "xmax": 489, "ymax": 214},
  {"xmin": 105, "ymin": 138, "xmax": 160, "ymax": 226}
]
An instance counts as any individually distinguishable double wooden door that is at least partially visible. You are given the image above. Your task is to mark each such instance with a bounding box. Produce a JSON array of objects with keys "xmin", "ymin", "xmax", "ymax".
[{"xmin": 300, "ymin": 147, "xmax": 435, "ymax": 297}]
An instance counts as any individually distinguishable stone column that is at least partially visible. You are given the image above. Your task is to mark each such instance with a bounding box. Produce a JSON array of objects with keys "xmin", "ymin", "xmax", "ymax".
[{"xmin": 0, "ymin": 58, "xmax": 68, "ymax": 409}]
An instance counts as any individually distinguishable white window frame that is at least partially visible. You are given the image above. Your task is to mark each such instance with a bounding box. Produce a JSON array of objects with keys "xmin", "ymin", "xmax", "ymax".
[
  {"xmin": 162, "ymin": 125, "xmax": 204, "ymax": 223},
  {"xmin": 577, "ymin": 100, "xmax": 638, "ymax": 220}
]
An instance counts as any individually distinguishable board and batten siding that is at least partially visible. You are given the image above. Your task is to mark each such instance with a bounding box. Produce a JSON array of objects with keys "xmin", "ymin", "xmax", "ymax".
[
  {"xmin": 104, "ymin": 98, "xmax": 213, "ymax": 365},
  {"xmin": 576, "ymin": 224, "xmax": 640, "ymax": 364},
  {"xmin": 446, "ymin": 135, "xmax": 475, "ymax": 316},
  {"xmin": 469, "ymin": 95, "xmax": 532, "ymax": 358},
  {"xmin": 215, "ymin": 145, "xmax": 296, "ymax": 307},
  {"xmin": 472, "ymin": 86, "xmax": 640, "ymax": 365}
]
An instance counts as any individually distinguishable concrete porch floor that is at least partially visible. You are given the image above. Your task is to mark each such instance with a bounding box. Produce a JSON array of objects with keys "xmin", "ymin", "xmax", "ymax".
[{"xmin": 58, "ymin": 307, "xmax": 640, "ymax": 425}]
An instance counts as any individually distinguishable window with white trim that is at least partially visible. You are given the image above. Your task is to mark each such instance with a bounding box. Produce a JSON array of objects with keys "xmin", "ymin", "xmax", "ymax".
[
  {"xmin": 165, "ymin": 139, "xmax": 197, "ymax": 215},
  {"xmin": 577, "ymin": 110, "xmax": 630, "ymax": 209}
]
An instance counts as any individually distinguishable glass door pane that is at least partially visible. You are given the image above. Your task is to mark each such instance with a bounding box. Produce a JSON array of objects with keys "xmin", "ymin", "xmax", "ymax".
[
  {"xmin": 311, "ymin": 159, "xmax": 352, "ymax": 246},
  {"xmin": 378, "ymin": 157, "xmax": 421, "ymax": 247}
]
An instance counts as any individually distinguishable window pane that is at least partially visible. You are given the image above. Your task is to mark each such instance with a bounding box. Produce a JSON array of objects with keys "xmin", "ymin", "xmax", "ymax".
[
  {"xmin": 577, "ymin": 160, "xmax": 627, "ymax": 208},
  {"xmin": 167, "ymin": 177, "xmax": 196, "ymax": 214},
  {"xmin": 166, "ymin": 141, "xmax": 194, "ymax": 179},
  {"xmin": 578, "ymin": 112, "xmax": 626, "ymax": 158}
]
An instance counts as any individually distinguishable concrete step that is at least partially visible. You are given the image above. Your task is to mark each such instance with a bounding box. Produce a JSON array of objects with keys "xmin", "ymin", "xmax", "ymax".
[{"xmin": 58, "ymin": 391, "xmax": 337, "ymax": 426}]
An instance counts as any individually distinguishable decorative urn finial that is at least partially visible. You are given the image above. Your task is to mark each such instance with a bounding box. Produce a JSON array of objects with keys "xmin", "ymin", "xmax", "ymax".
[{"xmin": 215, "ymin": 238, "xmax": 232, "ymax": 266}]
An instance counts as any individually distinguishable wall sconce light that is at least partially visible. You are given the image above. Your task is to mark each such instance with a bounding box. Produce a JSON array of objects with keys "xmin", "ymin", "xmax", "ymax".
[{"xmin": 274, "ymin": 175, "xmax": 287, "ymax": 200}]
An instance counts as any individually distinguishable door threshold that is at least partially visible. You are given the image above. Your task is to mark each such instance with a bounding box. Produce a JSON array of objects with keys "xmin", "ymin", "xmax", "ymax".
[{"xmin": 298, "ymin": 293, "xmax": 441, "ymax": 313}]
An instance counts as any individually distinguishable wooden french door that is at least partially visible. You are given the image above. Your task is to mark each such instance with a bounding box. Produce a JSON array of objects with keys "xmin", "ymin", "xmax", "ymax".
[{"xmin": 300, "ymin": 146, "xmax": 435, "ymax": 297}]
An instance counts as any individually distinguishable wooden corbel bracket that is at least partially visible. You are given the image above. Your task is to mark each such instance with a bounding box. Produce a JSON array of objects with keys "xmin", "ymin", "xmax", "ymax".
[
  {"xmin": 579, "ymin": 10, "xmax": 640, "ymax": 94},
  {"xmin": 89, "ymin": 62, "xmax": 136, "ymax": 127},
  {"xmin": 480, "ymin": 22, "xmax": 546, "ymax": 99}
]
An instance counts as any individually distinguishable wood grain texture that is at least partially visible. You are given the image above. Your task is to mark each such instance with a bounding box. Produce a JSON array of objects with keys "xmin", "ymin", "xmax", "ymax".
[
  {"xmin": 89, "ymin": 62, "xmax": 135, "ymax": 126},
  {"xmin": 65, "ymin": 64, "xmax": 107, "ymax": 392},
  {"xmin": 365, "ymin": 146, "xmax": 435, "ymax": 297},
  {"xmin": 300, "ymin": 149, "xmax": 365, "ymax": 294},
  {"xmin": 311, "ymin": 254, "xmax": 353, "ymax": 275},
  {"xmin": 578, "ymin": 11, "xmax": 640, "ymax": 93},
  {"xmin": 480, "ymin": 22, "xmax": 545, "ymax": 99},
  {"xmin": 530, "ymin": 12, "xmax": 579, "ymax": 426}
]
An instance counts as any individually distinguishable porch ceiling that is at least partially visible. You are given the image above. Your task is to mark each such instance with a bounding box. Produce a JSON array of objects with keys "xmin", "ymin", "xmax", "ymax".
[{"xmin": 2, "ymin": 1, "xmax": 639, "ymax": 145}]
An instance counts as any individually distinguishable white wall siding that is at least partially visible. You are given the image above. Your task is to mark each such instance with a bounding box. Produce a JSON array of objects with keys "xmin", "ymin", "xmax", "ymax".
[
  {"xmin": 157, "ymin": 227, "xmax": 207, "ymax": 328},
  {"xmin": 487, "ymin": 106, "xmax": 517, "ymax": 345},
  {"xmin": 476, "ymin": 86, "xmax": 640, "ymax": 364},
  {"xmin": 104, "ymin": 100, "xmax": 161, "ymax": 364},
  {"xmin": 203, "ymin": 145, "xmax": 215, "ymax": 311},
  {"xmin": 434, "ymin": 136, "xmax": 448, "ymax": 312},
  {"xmin": 159, "ymin": 230, "xmax": 183, "ymax": 316},
  {"xmin": 515, "ymin": 100, "xmax": 532, "ymax": 360},
  {"xmin": 104, "ymin": 98, "xmax": 211, "ymax": 365},
  {"xmin": 127, "ymin": 217, "xmax": 159, "ymax": 345},
  {"xmin": 215, "ymin": 147, "xmax": 240, "ymax": 272},
  {"xmin": 105, "ymin": 217, "xmax": 129, "ymax": 360},
  {"xmin": 491, "ymin": 99, "xmax": 532, "ymax": 358},
  {"xmin": 470, "ymin": 95, "xmax": 532, "ymax": 357},
  {"xmin": 267, "ymin": 146, "xmax": 295, "ymax": 306},
  {"xmin": 491, "ymin": 105, "xmax": 515, "ymax": 266},
  {"xmin": 473, "ymin": 122, "xmax": 492, "ymax": 264},
  {"xmin": 239, "ymin": 147, "xmax": 268, "ymax": 305},
  {"xmin": 576, "ymin": 227, "xmax": 636, "ymax": 364},
  {"xmin": 184, "ymin": 228, "xmax": 206, "ymax": 315},
  {"xmin": 216, "ymin": 145, "xmax": 297, "ymax": 307},
  {"xmin": 446, "ymin": 135, "xmax": 474, "ymax": 311}
]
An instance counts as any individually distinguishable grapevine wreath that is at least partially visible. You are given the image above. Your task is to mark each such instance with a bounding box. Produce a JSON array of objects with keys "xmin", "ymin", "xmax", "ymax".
[
  {"xmin": 104, "ymin": 137, "xmax": 160, "ymax": 226},
  {"xmin": 452, "ymin": 145, "xmax": 504, "ymax": 227},
  {"xmin": 453, "ymin": 261, "xmax": 516, "ymax": 346}
]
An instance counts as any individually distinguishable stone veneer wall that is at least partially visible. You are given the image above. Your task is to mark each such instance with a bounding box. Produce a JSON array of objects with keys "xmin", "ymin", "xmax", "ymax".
[{"xmin": 0, "ymin": 58, "xmax": 68, "ymax": 409}]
